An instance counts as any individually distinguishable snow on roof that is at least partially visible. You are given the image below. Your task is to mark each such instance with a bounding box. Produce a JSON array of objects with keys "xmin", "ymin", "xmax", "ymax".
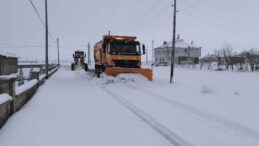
[
  {"xmin": 156, "ymin": 39, "xmax": 201, "ymax": 49},
  {"xmin": 0, "ymin": 94, "xmax": 12, "ymax": 105},
  {"xmin": 241, "ymin": 49, "xmax": 259, "ymax": 55},
  {"xmin": 0, "ymin": 52, "xmax": 17, "ymax": 58}
]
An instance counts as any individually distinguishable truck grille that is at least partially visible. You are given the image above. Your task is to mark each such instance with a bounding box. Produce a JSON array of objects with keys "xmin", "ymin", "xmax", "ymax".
[{"xmin": 113, "ymin": 60, "xmax": 139, "ymax": 68}]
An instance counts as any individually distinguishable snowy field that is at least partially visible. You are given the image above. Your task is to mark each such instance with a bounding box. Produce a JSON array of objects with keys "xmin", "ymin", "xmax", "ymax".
[{"xmin": 0, "ymin": 66, "xmax": 258, "ymax": 146}]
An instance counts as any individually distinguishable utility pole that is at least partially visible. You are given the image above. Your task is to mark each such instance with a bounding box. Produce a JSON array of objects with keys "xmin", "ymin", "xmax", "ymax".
[
  {"xmin": 88, "ymin": 42, "xmax": 91, "ymax": 66},
  {"xmin": 57, "ymin": 38, "xmax": 60, "ymax": 66},
  {"xmin": 170, "ymin": 0, "xmax": 177, "ymax": 84},
  {"xmin": 45, "ymin": 0, "xmax": 49, "ymax": 79},
  {"xmin": 188, "ymin": 47, "xmax": 191, "ymax": 65},
  {"xmin": 152, "ymin": 40, "xmax": 154, "ymax": 63}
]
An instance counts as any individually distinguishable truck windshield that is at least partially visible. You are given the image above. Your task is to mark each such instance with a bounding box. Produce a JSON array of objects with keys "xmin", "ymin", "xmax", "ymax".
[
  {"xmin": 74, "ymin": 52, "xmax": 84, "ymax": 58},
  {"xmin": 108, "ymin": 42, "xmax": 140, "ymax": 55}
]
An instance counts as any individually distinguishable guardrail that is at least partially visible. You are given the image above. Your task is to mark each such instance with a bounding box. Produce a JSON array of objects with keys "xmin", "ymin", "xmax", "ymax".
[
  {"xmin": 17, "ymin": 64, "xmax": 58, "ymax": 85},
  {"xmin": 0, "ymin": 65, "xmax": 59, "ymax": 129}
]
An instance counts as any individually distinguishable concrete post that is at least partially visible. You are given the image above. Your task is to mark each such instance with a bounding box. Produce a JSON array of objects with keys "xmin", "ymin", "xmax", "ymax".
[
  {"xmin": 8, "ymin": 78, "xmax": 16, "ymax": 97},
  {"xmin": 40, "ymin": 68, "xmax": 45, "ymax": 75},
  {"xmin": 31, "ymin": 71, "xmax": 40, "ymax": 81},
  {"xmin": 31, "ymin": 71, "xmax": 40, "ymax": 87},
  {"xmin": 0, "ymin": 77, "xmax": 16, "ymax": 115},
  {"xmin": 9, "ymin": 78, "xmax": 16, "ymax": 114}
]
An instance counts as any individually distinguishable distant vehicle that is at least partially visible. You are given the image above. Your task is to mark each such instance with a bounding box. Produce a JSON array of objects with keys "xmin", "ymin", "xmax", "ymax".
[
  {"xmin": 71, "ymin": 51, "xmax": 88, "ymax": 71},
  {"xmin": 155, "ymin": 62, "xmax": 168, "ymax": 66},
  {"xmin": 94, "ymin": 35, "xmax": 152, "ymax": 81}
]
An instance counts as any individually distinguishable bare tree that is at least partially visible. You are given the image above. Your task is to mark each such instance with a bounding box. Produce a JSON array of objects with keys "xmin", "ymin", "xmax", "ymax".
[
  {"xmin": 221, "ymin": 42, "xmax": 234, "ymax": 70},
  {"xmin": 221, "ymin": 49, "xmax": 229, "ymax": 70},
  {"xmin": 242, "ymin": 49, "xmax": 257, "ymax": 71},
  {"xmin": 214, "ymin": 49, "xmax": 223, "ymax": 70}
]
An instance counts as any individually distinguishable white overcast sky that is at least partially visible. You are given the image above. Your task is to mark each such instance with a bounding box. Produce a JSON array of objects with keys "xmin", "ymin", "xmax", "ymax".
[{"xmin": 0, "ymin": 0, "xmax": 258, "ymax": 61}]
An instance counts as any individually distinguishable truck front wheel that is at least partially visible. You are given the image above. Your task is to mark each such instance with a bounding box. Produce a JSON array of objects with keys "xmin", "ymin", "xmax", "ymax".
[
  {"xmin": 84, "ymin": 64, "xmax": 89, "ymax": 71},
  {"xmin": 71, "ymin": 63, "xmax": 75, "ymax": 71}
]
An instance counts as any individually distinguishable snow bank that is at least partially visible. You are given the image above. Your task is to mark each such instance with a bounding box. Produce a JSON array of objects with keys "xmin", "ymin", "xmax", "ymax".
[
  {"xmin": 71, "ymin": 68, "xmax": 149, "ymax": 85},
  {"xmin": 49, "ymin": 68, "xmax": 56, "ymax": 74},
  {"xmin": 0, "ymin": 73, "xmax": 17, "ymax": 80},
  {"xmin": 32, "ymin": 68, "xmax": 40, "ymax": 72},
  {"xmin": 83, "ymin": 72, "xmax": 149, "ymax": 85},
  {"xmin": 116, "ymin": 73, "xmax": 149, "ymax": 82},
  {"xmin": 201, "ymin": 85, "xmax": 214, "ymax": 94},
  {"xmin": 18, "ymin": 62, "xmax": 43, "ymax": 65},
  {"xmin": 16, "ymin": 79, "xmax": 38, "ymax": 95},
  {"xmin": 0, "ymin": 94, "xmax": 12, "ymax": 105},
  {"xmin": 39, "ymin": 74, "xmax": 46, "ymax": 80}
]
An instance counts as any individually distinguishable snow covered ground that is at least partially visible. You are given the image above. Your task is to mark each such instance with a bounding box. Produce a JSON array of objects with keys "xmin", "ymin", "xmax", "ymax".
[{"xmin": 0, "ymin": 66, "xmax": 258, "ymax": 146}]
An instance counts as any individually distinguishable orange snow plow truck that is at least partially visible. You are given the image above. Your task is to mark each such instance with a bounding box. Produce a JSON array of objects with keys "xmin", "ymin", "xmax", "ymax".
[{"xmin": 94, "ymin": 35, "xmax": 152, "ymax": 81}]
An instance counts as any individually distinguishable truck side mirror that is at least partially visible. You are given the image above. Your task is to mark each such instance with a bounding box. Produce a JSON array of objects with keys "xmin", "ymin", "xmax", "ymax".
[
  {"xmin": 107, "ymin": 44, "xmax": 111, "ymax": 53},
  {"xmin": 142, "ymin": 45, "xmax": 146, "ymax": 55},
  {"xmin": 73, "ymin": 54, "xmax": 75, "ymax": 58},
  {"xmin": 85, "ymin": 54, "xmax": 86, "ymax": 57}
]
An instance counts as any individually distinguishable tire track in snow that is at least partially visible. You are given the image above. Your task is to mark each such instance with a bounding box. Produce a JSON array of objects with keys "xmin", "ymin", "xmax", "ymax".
[
  {"xmin": 126, "ymin": 84, "xmax": 259, "ymax": 142},
  {"xmin": 102, "ymin": 86, "xmax": 194, "ymax": 146}
]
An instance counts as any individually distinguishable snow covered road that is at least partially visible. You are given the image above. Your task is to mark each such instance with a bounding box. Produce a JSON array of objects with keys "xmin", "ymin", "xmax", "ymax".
[
  {"xmin": 0, "ymin": 67, "xmax": 171, "ymax": 146},
  {"xmin": 0, "ymin": 66, "xmax": 259, "ymax": 146}
]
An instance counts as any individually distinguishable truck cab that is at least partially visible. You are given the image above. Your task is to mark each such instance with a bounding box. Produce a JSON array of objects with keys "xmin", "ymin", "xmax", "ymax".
[
  {"xmin": 71, "ymin": 51, "xmax": 88, "ymax": 71},
  {"xmin": 94, "ymin": 35, "xmax": 152, "ymax": 81}
]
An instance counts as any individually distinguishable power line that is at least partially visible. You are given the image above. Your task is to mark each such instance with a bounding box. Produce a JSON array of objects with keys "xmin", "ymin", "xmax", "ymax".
[
  {"xmin": 117, "ymin": 0, "xmax": 167, "ymax": 33},
  {"xmin": 118, "ymin": 0, "xmax": 162, "ymax": 31},
  {"xmin": 122, "ymin": 1, "xmax": 169, "ymax": 34},
  {"xmin": 180, "ymin": 0, "xmax": 259, "ymax": 37},
  {"xmin": 133, "ymin": 5, "xmax": 171, "ymax": 33},
  {"xmin": 182, "ymin": 10, "xmax": 258, "ymax": 40},
  {"xmin": 0, "ymin": 45, "xmax": 45, "ymax": 49},
  {"xmin": 45, "ymin": 0, "xmax": 49, "ymax": 79},
  {"xmin": 0, "ymin": 45, "xmax": 62, "ymax": 49},
  {"xmin": 178, "ymin": 0, "xmax": 211, "ymax": 11},
  {"xmin": 29, "ymin": 0, "xmax": 45, "ymax": 27},
  {"xmin": 29, "ymin": 0, "xmax": 55, "ymax": 42}
]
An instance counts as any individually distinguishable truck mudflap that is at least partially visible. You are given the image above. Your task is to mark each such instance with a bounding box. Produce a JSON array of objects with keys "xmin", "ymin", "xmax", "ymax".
[{"xmin": 105, "ymin": 67, "xmax": 153, "ymax": 81}]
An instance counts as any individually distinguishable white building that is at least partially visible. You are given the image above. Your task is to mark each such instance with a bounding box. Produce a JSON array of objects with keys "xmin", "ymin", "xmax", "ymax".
[{"xmin": 154, "ymin": 35, "xmax": 202, "ymax": 64}]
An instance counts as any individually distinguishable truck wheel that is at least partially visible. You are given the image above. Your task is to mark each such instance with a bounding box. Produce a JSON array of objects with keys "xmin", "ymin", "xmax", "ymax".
[
  {"xmin": 84, "ymin": 64, "xmax": 88, "ymax": 71},
  {"xmin": 95, "ymin": 65, "xmax": 101, "ymax": 78},
  {"xmin": 71, "ymin": 63, "xmax": 75, "ymax": 71},
  {"xmin": 96, "ymin": 72, "xmax": 101, "ymax": 78}
]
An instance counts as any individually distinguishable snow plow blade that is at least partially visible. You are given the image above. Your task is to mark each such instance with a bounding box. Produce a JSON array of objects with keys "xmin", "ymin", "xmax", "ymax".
[{"xmin": 106, "ymin": 67, "xmax": 153, "ymax": 81}]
